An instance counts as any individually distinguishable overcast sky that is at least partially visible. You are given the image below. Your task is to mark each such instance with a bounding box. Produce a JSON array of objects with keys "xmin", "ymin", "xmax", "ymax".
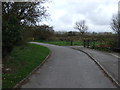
[{"xmin": 40, "ymin": 0, "xmax": 119, "ymax": 32}]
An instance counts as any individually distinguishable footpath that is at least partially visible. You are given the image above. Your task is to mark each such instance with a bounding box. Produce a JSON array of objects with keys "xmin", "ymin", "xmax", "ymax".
[{"xmin": 68, "ymin": 46, "xmax": 120, "ymax": 87}]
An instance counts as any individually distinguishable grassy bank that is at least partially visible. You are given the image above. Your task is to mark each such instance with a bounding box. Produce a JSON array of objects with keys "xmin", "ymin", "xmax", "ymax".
[{"xmin": 3, "ymin": 44, "xmax": 50, "ymax": 88}]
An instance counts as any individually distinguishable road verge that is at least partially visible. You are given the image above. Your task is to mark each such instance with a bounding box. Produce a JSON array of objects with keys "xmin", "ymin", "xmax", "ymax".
[{"xmin": 13, "ymin": 50, "xmax": 51, "ymax": 88}]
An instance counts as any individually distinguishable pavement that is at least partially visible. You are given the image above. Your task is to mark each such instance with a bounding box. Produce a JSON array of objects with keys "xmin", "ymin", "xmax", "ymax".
[
  {"xmin": 20, "ymin": 42, "xmax": 116, "ymax": 88},
  {"xmin": 69, "ymin": 46, "xmax": 119, "ymax": 86}
]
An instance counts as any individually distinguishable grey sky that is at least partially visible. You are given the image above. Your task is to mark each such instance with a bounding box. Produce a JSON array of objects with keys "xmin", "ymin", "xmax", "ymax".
[{"xmin": 40, "ymin": 0, "xmax": 119, "ymax": 32}]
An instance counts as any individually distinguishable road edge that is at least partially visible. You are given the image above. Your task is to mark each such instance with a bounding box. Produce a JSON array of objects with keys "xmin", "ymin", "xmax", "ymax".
[
  {"xmin": 13, "ymin": 47, "xmax": 52, "ymax": 88},
  {"xmin": 71, "ymin": 47, "xmax": 120, "ymax": 88}
]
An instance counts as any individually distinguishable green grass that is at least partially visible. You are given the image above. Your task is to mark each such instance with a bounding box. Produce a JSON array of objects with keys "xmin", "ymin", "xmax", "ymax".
[
  {"xmin": 37, "ymin": 40, "xmax": 83, "ymax": 46},
  {"xmin": 37, "ymin": 40, "xmax": 107, "ymax": 46},
  {"xmin": 3, "ymin": 44, "xmax": 50, "ymax": 88},
  {"xmin": 37, "ymin": 40, "xmax": 112, "ymax": 52}
]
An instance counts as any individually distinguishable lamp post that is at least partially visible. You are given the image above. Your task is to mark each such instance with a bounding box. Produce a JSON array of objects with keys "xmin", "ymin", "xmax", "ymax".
[
  {"xmin": 117, "ymin": 1, "xmax": 120, "ymax": 51},
  {"xmin": 118, "ymin": 1, "xmax": 120, "ymax": 85}
]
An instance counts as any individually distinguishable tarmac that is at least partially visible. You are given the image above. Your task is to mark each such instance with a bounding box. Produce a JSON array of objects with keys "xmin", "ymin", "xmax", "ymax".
[
  {"xmin": 68, "ymin": 46, "xmax": 120, "ymax": 87},
  {"xmin": 19, "ymin": 42, "xmax": 116, "ymax": 88}
]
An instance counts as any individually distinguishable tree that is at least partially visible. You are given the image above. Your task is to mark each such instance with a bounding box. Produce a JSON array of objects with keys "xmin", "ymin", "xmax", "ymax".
[
  {"xmin": 2, "ymin": 1, "xmax": 48, "ymax": 25},
  {"xmin": 32, "ymin": 25, "xmax": 54, "ymax": 40},
  {"xmin": 111, "ymin": 15, "xmax": 120, "ymax": 50},
  {"xmin": 2, "ymin": 1, "xmax": 48, "ymax": 57},
  {"xmin": 111, "ymin": 15, "xmax": 120, "ymax": 34},
  {"xmin": 74, "ymin": 20, "xmax": 88, "ymax": 35}
]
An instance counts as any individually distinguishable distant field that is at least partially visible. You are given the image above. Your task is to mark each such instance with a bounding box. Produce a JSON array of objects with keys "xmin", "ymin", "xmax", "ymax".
[
  {"xmin": 37, "ymin": 40, "xmax": 106, "ymax": 46},
  {"xmin": 38, "ymin": 40, "xmax": 83, "ymax": 46},
  {"xmin": 3, "ymin": 44, "xmax": 50, "ymax": 88},
  {"xmin": 37, "ymin": 40, "xmax": 112, "ymax": 51}
]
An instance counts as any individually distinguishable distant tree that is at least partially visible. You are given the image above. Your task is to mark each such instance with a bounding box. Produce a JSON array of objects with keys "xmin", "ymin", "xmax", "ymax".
[
  {"xmin": 68, "ymin": 31, "xmax": 73, "ymax": 36},
  {"xmin": 23, "ymin": 25, "xmax": 54, "ymax": 41},
  {"xmin": 33, "ymin": 25, "xmax": 54, "ymax": 40},
  {"xmin": 74, "ymin": 20, "xmax": 88, "ymax": 35}
]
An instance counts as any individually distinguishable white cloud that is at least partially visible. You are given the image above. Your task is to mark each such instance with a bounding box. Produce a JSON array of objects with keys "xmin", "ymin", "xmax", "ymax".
[{"xmin": 41, "ymin": 0, "xmax": 119, "ymax": 32}]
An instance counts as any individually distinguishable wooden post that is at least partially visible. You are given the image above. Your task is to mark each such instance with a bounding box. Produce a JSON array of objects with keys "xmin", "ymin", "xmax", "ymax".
[
  {"xmin": 84, "ymin": 40, "xmax": 86, "ymax": 47},
  {"xmin": 70, "ymin": 40, "xmax": 73, "ymax": 46},
  {"xmin": 87, "ymin": 40, "xmax": 90, "ymax": 48}
]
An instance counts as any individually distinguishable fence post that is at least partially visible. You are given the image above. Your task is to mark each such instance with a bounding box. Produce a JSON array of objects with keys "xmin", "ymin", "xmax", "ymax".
[
  {"xmin": 87, "ymin": 40, "xmax": 90, "ymax": 48},
  {"xmin": 84, "ymin": 40, "xmax": 86, "ymax": 47},
  {"xmin": 70, "ymin": 40, "xmax": 73, "ymax": 46}
]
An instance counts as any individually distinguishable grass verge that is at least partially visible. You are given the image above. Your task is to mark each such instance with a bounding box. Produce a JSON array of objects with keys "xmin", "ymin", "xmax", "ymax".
[{"xmin": 3, "ymin": 44, "xmax": 50, "ymax": 88}]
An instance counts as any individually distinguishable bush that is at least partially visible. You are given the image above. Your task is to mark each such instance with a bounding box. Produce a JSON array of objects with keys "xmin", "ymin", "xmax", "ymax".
[{"xmin": 2, "ymin": 16, "xmax": 22, "ymax": 58}]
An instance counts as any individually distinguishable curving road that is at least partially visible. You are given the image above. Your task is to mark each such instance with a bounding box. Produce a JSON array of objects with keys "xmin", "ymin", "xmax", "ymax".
[{"xmin": 21, "ymin": 42, "xmax": 116, "ymax": 88}]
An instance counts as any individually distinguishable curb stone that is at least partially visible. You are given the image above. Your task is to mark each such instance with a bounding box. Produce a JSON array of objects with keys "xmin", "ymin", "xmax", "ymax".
[
  {"xmin": 13, "ymin": 49, "xmax": 52, "ymax": 88},
  {"xmin": 71, "ymin": 47, "xmax": 120, "ymax": 88}
]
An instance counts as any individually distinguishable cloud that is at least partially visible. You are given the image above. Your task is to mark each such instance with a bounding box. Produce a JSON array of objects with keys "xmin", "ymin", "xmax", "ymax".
[{"xmin": 42, "ymin": 0, "xmax": 119, "ymax": 32}]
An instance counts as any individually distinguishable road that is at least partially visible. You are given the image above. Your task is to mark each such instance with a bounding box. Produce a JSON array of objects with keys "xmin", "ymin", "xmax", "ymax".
[
  {"xmin": 21, "ymin": 42, "xmax": 116, "ymax": 88},
  {"xmin": 69, "ymin": 46, "xmax": 119, "ymax": 84}
]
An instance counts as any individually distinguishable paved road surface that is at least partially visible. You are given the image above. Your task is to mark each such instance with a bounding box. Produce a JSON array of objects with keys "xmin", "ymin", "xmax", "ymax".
[
  {"xmin": 21, "ymin": 42, "xmax": 116, "ymax": 88},
  {"xmin": 69, "ymin": 46, "xmax": 119, "ymax": 83}
]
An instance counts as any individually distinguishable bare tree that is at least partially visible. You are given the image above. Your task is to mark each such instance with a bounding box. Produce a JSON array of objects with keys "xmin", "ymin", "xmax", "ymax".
[
  {"xmin": 111, "ymin": 15, "xmax": 120, "ymax": 50},
  {"xmin": 111, "ymin": 15, "xmax": 120, "ymax": 34},
  {"xmin": 74, "ymin": 20, "xmax": 88, "ymax": 34}
]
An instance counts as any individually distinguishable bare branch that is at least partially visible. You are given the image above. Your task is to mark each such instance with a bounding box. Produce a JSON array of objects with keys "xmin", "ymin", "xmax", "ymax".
[
  {"xmin": 111, "ymin": 15, "xmax": 120, "ymax": 34},
  {"xmin": 74, "ymin": 20, "xmax": 88, "ymax": 34}
]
